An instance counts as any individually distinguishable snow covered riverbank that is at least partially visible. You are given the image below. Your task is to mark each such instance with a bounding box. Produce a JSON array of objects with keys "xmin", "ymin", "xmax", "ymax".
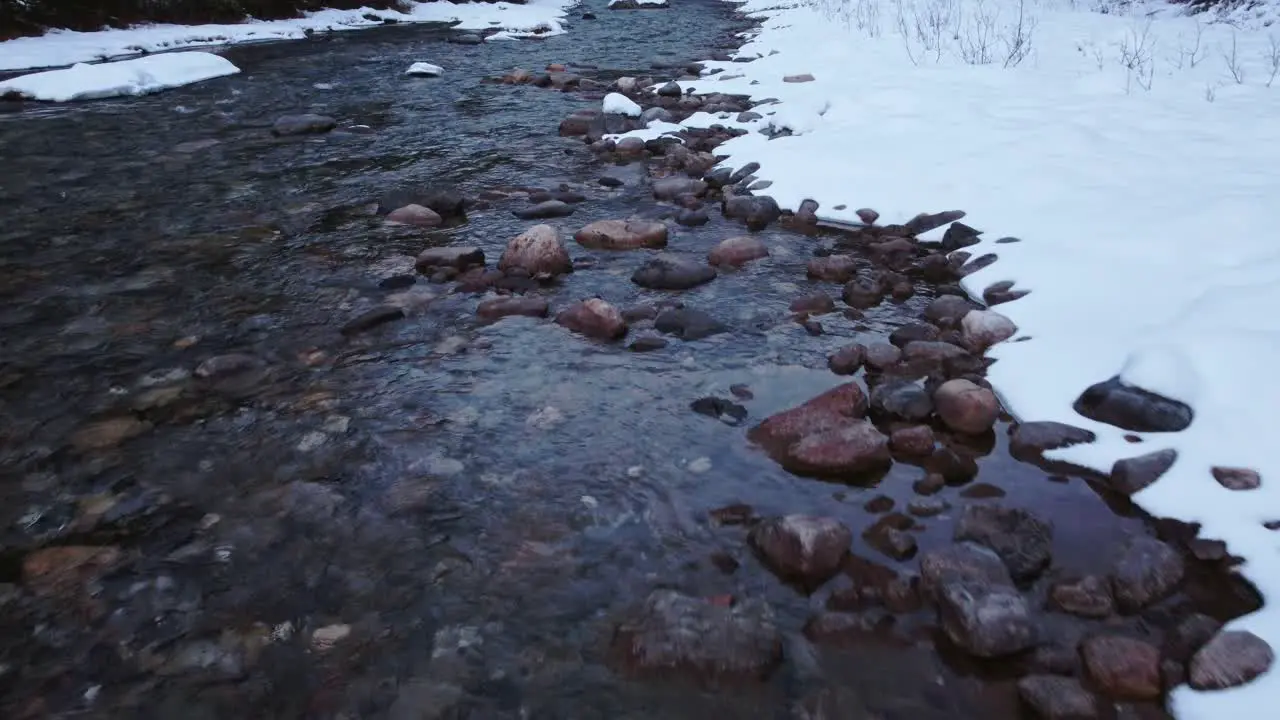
[
  {"xmin": 0, "ymin": 0, "xmax": 577, "ymax": 73},
  {"xmin": 655, "ymin": 0, "xmax": 1280, "ymax": 715}
]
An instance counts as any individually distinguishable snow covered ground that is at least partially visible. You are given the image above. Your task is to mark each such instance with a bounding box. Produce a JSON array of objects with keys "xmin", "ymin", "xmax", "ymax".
[
  {"xmin": 0, "ymin": 51, "xmax": 240, "ymax": 100},
  {"xmin": 0, "ymin": 0, "xmax": 577, "ymax": 73},
  {"xmin": 613, "ymin": 0, "xmax": 1278, "ymax": 715}
]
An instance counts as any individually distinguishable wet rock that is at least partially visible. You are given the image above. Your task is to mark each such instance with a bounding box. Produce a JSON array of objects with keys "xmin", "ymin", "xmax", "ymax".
[
  {"xmin": 676, "ymin": 208, "xmax": 710, "ymax": 226},
  {"xmin": 555, "ymin": 299, "xmax": 627, "ymax": 341},
  {"xmin": 653, "ymin": 176, "xmax": 708, "ymax": 200},
  {"xmin": 23, "ymin": 545, "xmax": 122, "ymax": 600},
  {"xmin": 615, "ymin": 136, "xmax": 646, "ymax": 154},
  {"xmin": 749, "ymin": 383, "xmax": 869, "ymax": 452},
  {"xmin": 890, "ymin": 425, "xmax": 935, "ymax": 456},
  {"xmin": 924, "ymin": 294, "xmax": 975, "ymax": 324},
  {"xmin": 476, "ymin": 296, "xmax": 549, "ymax": 324},
  {"xmin": 919, "ymin": 543, "xmax": 1014, "ymax": 598},
  {"xmin": 1017, "ymin": 675, "xmax": 1101, "ymax": 720},
  {"xmin": 960, "ymin": 309, "xmax": 1017, "ymax": 352},
  {"xmin": 905, "ymin": 210, "xmax": 967, "ymax": 235},
  {"xmin": 1107, "ymin": 448, "xmax": 1177, "ymax": 495},
  {"xmin": 560, "ymin": 108, "xmax": 602, "ymax": 136},
  {"xmin": 937, "ymin": 581, "xmax": 1037, "ymax": 657},
  {"xmin": 1110, "ymin": 536, "xmax": 1185, "ymax": 612},
  {"xmin": 954, "ymin": 505, "xmax": 1052, "ymax": 580},
  {"xmin": 806, "ymin": 255, "xmax": 858, "ymax": 282},
  {"xmin": 926, "ymin": 446, "xmax": 979, "ymax": 484},
  {"xmin": 417, "ymin": 185, "xmax": 467, "ymax": 220},
  {"xmin": 611, "ymin": 590, "xmax": 782, "ymax": 685},
  {"xmin": 1073, "ymin": 376, "xmax": 1193, "ymax": 432},
  {"xmin": 629, "ymin": 335, "xmax": 669, "ymax": 352},
  {"xmin": 864, "ymin": 342, "xmax": 902, "ymax": 370},
  {"xmin": 864, "ymin": 519, "xmax": 919, "ymax": 560},
  {"xmin": 802, "ymin": 611, "xmax": 891, "ymax": 644},
  {"xmin": 657, "ymin": 81, "xmax": 683, "ymax": 96},
  {"xmin": 498, "ymin": 224, "xmax": 573, "ymax": 277},
  {"xmin": 914, "ymin": 472, "xmax": 947, "ymax": 495},
  {"xmin": 386, "ymin": 203, "xmax": 443, "ymax": 227},
  {"xmin": 690, "ymin": 397, "xmax": 748, "ymax": 426},
  {"xmin": 272, "ymin": 113, "xmax": 336, "ymax": 136},
  {"xmin": 901, "ymin": 340, "xmax": 968, "ymax": 365},
  {"xmin": 1212, "ymin": 466, "xmax": 1261, "ymax": 491},
  {"xmin": 194, "ymin": 353, "xmax": 262, "ymax": 379},
  {"xmin": 782, "ymin": 420, "xmax": 891, "ymax": 476},
  {"xmin": 1009, "ymin": 422, "xmax": 1097, "ymax": 458},
  {"xmin": 889, "ymin": 322, "xmax": 939, "ymax": 347},
  {"xmin": 415, "ymin": 246, "xmax": 484, "ymax": 272},
  {"xmin": 791, "ymin": 292, "xmax": 836, "ymax": 314},
  {"xmin": 1164, "ymin": 614, "xmax": 1223, "ymax": 663},
  {"xmin": 1050, "ymin": 576, "xmax": 1115, "ymax": 619},
  {"xmin": 708, "ymin": 236, "xmax": 769, "ymax": 267},
  {"xmin": 1189, "ymin": 630, "xmax": 1275, "ymax": 690},
  {"xmin": 722, "ymin": 194, "xmax": 781, "ymax": 230},
  {"xmin": 513, "ymin": 200, "xmax": 575, "ymax": 219},
  {"xmin": 749, "ymin": 515, "xmax": 852, "ymax": 589},
  {"xmin": 70, "ymin": 417, "xmax": 150, "ymax": 451},
  {"xmin": 1080, "ymin": 636, "xmax": 1161, "ymax": 700},
  {"xmin": 632, "ymin": 255, "xmax": 717, "ymax": 290},
  {"xmin": 574, "ymin": 219, "xmax": 669, "ymax": 250},
  {"xmin": 907, "ymin": 497, "xmax": 949, "ymax": 517},
  {"xmin": 653, "ymin": 308, "xmax": 726, "ymax": 340},
  {"xmin": 841, "ymin": 276, "xmax": 884, "ymax": 308},
  {"xmin": 454, "ymin": 33, "xmax": 483, "ymax": 44},
  {"xmin": 869, "ymin": 379, "xmax": 933, "ymax": 422},
  {"xmin": 934, "ymin": 379, "xmax": 1000, "ymax": 434},
  {"xmin": 341, "ymin": 305, "xmax": 405, "ymax": 336},
  {"xmin": 827, "ymin": 344, "xmax": 865, "ymax": 375}
]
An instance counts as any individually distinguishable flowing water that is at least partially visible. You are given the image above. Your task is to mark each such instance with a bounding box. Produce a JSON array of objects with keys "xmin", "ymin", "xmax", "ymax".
[{"xmin": 0, "ymin": 3, "xmax": 1258, "ymax": 718}]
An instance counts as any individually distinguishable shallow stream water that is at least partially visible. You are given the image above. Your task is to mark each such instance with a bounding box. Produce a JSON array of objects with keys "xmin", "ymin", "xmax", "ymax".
[{"xmin": 0, "ymin": 3, "xmax": 1258, "ymax": 718}]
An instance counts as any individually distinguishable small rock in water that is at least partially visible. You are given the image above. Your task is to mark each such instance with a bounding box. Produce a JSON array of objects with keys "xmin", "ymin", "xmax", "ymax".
[
  {"xmin": 1110, "ymin": 535, "xmax": 1185, "ymax": 612},
  {"xmin": 827, "ymin": 344, "xmax": 866, "ymax": 376},
  {"xmin": 934, "ymin": 379, "xmax": 1000, "ymax": 434},
  {"xmin": 387, "ymin": 203, "xmax": 443, "ymax": 227},
  {"xmin": 405, "ymin": 62, "xmax": 444, "ymax": 77},
  {"xmin": 453, "ymin": 33, "xmax": 483, "ymax": 44},
  {"xmin": 476, "ymin": 296, "xmax": 549, "ymax": 324},
  {"xmin": 1050, "ymin": 575, "xmax": 1115, "ymax": 619},
  {"xmin": 575, "ymin": 219, "xmax": 669, "ymax": 250},
  {"xmin": 498, "ymin": 224, "xmax": 573, "ymax": 277},
  {"xmin": 676, "ymin": 209, "xmax": 710, "ymax": 226},
  {"xmin": 918, "ymin": 543, "xmax": 1013, "ymax": 598},
  {"xmin": 555, "ymin": 298, "xmax": 627, "ymax": 341},
  {"xmin": 631, "ymin": 255, "xmax": 717, "ymax": 290},
  {"xmin": 960, "ymin": 309, "xmax": 1017, "ymax": 352},
  {"xmin": 707, "ymin": 236, "xmax": 769, "ymax": 267},
  {"xmin": 653, "ymin": 308, "xmax": 726, "ymax": 340},
  {"xmin": 415, "ymin": 246, "xmax": 484, "ymax": 272},
  {"xmin": 272, "ymin": 113, "xmax": 336, "ymax": 136},
  {"xmin": 340, "ymin": 305, "xmax": 406, "ymax": 336},
  {"xmin": 1081, "ymin": 635, "xmax": 1162, "ymax": 700},
  {"xmin": 953, "ymin": 504, "xmax": 1053, "ymax": 580},
  {"xmin": 749, "ymin": 515, "xmax": 851, "ymax": 589},
  {"xmin": 690, "ymin": 397, "xmax": 749, "ymax": 425},
  {"xmin": 610, "ymin": 590, "xmax": 782, "ymax": 685},
  {"xmin": 891, "ymin": 425, "xmax": 935, "ymax": 456},
  {"xmin": 513, "ymin": 200, "xmax": 575, "ymax": 220},
  {"xmin": 937, "ymin": 581, "xmax": 1037, "ymax": 657}
]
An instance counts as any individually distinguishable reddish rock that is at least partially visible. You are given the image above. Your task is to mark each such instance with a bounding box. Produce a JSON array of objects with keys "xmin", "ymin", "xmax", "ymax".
[
  {"xmin": 1017, "ymin": 675, "xmax": 1101, "ymax": 720},
  {"xmin": 863, "ymin": 342, "xmax": 902, "ymax": 370},
  {"xmin": 748, "ymin": 383, "xmax": 869, "ymax": 452},
  {"xmin": 1189, "ymin": 630, "xmax": 1274, "ymax": 690},
  {"xmin": 806, "ymin": 255, "xmax": 858, "ymax": 282},
  {"xmin": 477, "ymin": 296, "xmax": 549, "ymax": 324},
  {"xmin": 790, "ymin": 292, "xmax": 836, "ymax": 314},
  {"xmin": 611, "ymin": 590, "xmax": 783, "ymax": 685},
  {"xmin": 924, "ymin": 294, "xmax": 975, "ymax": 324},
  {"xmin": 1211, "ymin": 466, "xmax": 1261, "ymax": 491},
  {"xmin": 574, "ymin": 219, "xmax": 668, "ymax": 249},
  {"xmin": 23, "ymin": 546, "xmax": 123, "ymax": 600},
  {"xmin": 498, "ymin": 224, "xmax": 573, "ymax": 277},
  {"xmin": 555, "ymin": 299, "xmax": 627, "ymax": 341},
  {"xmin": 1050, "ymin": 576, "xmax": 1115, "ymax": 619},
  {"xmin": 934, "ymin": 379, "xmax": 1000, "ymax": 434},
  {"xmin": 749, "ymin": 515, "xmax": 851, "ymax": 589},
  {"xmin": 707, "ymin": 236, "xmax": 769, "ymax": 267},
  {"xmin": 890, "ymin": 424, "xmax": 935, "ymax": 456},
  {"xmin": 782, "ymin": 420, "xmax": 890, "ymax": 476},
  {"xmin": 960, "ymin": 309, "xmax": 1017, "ymax": 352},
  {"xmin": 954, "ymin": 504, "xmax": 1053, "ymax": 580},
  {"xmin": 919, "ymin": 543, "xmax": 1013, "ymax": 598},
  {"xmin": 386, "ymin": 203, "xmax": 443, "ymax": 228},
  {"xmin": 1081, "ymin": 635, "xmax": 1162, "ymax": 700},
  {"xmin": 827, "ymin": 344, "xmax": 866, "ymax": 375}
]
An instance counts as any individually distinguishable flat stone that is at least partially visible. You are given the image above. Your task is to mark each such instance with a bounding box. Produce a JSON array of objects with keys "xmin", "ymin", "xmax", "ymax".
[{"xmin": 1189, "ymin": 630, "xmax": 1275, "ymax": 690}]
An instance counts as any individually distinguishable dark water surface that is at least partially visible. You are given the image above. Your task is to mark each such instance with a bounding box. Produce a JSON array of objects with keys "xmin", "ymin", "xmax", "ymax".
[{"xmin": 0, "ymin": 3, "xmax": 1250, "ymax": 718}]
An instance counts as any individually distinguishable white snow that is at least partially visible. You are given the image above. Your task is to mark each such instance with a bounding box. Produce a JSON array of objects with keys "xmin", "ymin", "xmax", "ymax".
[
  {"xmin": 0, "ymin": 51, "xmax": 239, "ymax": 101},
  {"xmin": 405, "ymin": 61, "xmax": 444, "ymax": 77},
  {"xmin": 629, "ymin": 0, "xmax": 1279, "ymax": 715},
  {"xmin": 603, "ymin": 91, "xmax": 643, "ymax": 116},
  {"xmin": 0, "ymin": 0, "xmax": 576, "ymax": 73}
]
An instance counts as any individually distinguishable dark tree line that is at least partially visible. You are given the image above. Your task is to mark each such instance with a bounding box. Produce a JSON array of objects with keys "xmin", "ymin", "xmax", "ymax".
[{"xmin": 0, "ymin": 0, "xmax": 412, "ymax": 39}]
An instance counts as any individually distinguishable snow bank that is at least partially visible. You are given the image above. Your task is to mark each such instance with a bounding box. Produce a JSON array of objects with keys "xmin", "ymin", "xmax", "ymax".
[
  {"xmin": 0, "ymin": 51, "xmax": 239, "ymax": 101},
  {"xmin": 657, "ymin": 0, "xmax": 1280, "ymax": 715},
  {"xmin": 405, "ymin": 61, "xmax": 443, "ymax": 76},
  {"xmin": 0, "ymin": 0, "xmax": 576, "ymax": 73},
  {"xmin": 603, "ymin": 91, "xmax": 642, "ymax": 116}
]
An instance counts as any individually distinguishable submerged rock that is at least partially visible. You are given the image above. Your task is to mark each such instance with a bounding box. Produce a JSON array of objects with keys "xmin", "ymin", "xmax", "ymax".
[
  {"xmin": 748, "ymin": 515, "xmax": 851, "ymax": 589},
  {"xmin": 272, "ymin": 113, "xmax": 336, "ymax": 136},
  {"xmin": 555, "ymin": 299, "xmax": 627, "ymax": 341},
  {"xmin": 632, "ymin": 255, "xmax": 717, "ymax": 290},
  {"xmin": 574, "ymin": 219, "xmax": 668, "ymax": 250},
  {"xmin": 498, "ymin": 225, "xmax": 573, "ymax": 277}
]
